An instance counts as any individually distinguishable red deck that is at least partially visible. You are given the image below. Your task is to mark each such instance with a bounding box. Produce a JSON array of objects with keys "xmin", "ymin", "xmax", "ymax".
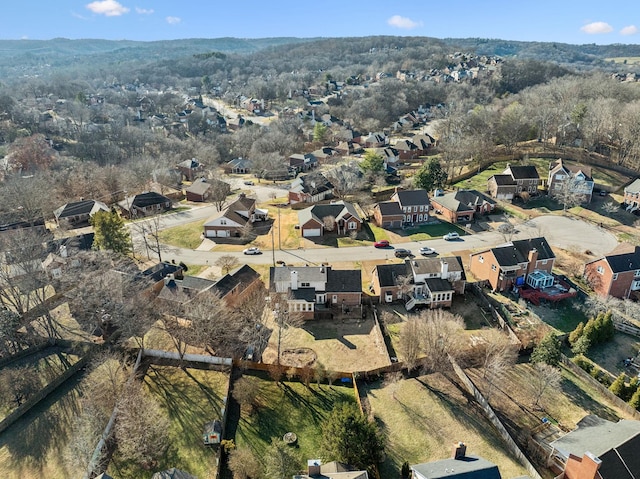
[{"xmin": 519, "ymin": 278, "xmax": 577, "ymax": 306}]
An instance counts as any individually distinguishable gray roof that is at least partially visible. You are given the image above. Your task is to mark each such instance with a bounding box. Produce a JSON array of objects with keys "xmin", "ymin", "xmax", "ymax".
[
  {"xmin": 625, "ymin": 178, "xmax": 640, "ymax": 194},
  {"xmin": 185, "ymin": 179, "xmax": 211, "ymax": 196},
  {"xmin": 298, "ymin": 173, "xmax": 334, "ymax": 195},
  {"xmin": 151, "ymin": 469, "xmax": 197, "ymax": 479},
  {"xmin": 425, "ymin": 277, "xmax": 455, "ymax": 293},
  {"xmin": 177, "ymin": 158, "xmax": 202, "ymax": 169},
  {"xmin": 54, "ymin": 199, "xmax": 109, "ymax": 220},
  {"xmin": 489, "ymin": 174, "xmax": 516, "ymax": 186},
  {"xmin": 411, "ymin": 455, "xmax": 501, "ymax": 479},
  {"xmin": 374, "ymin": 263, "xmax": 409, "ymax": 288},
  {"xmin": 394, "ymin": 189, "xmax": 430, "ymax": 206},
  {"xmin": 604, "ymin": 247, "xmax": 640, "ymax": 273},
  {"xmin": 212, "ymin": 264, "xmax": 260, "ymax": 298},
  {"xmin": 487, "ymin": 237, "xmax": 555, "ymax": 268},
  {"xmin": 271, "ymin": 265, "xmax": 329, "ymax": 285},
  {"xmin": 298, "ymin": 201, "xmax": 361, "ymax": 226},
  {"xmin": 432, "ymin": 190, "xmax": 496, "ymax": 213},
  {"xmin": 376, "ymin": 201, "xmax": 403, "ymax": 216},
  {"xmin": 408, "ymin": 256, "xmax": 465, "ymax": 277},
  {"xmin": 550, "ymin": 415, "xmax": 640, "ymax": 458},
  {"xmin": 505, "ymin": 165, "xmax": 540, "ymax": 180}
]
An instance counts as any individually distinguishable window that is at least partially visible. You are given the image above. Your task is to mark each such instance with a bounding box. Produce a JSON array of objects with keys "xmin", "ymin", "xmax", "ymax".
[
  {"xmin": 541, "ymin": 259, "xmax": 548, "ymax": 265},
  {"xmin": 348, "ymin": 221, "xmax": 357, "ymax": 230},
  {"xmin": 613, "ymin": 273, "xmax": 618, "ymax": 281},
  {"xmin": 478, "ymin": 255, "xmax": 484, "ymax": 263},
  {"xmin": 301, "ymin": 282, "xmax": 310, "ymax": 287},
  {"xmin": 522, "ymin": 265, "xmax": 526, "ymax": 270},
  {"xmin": 220, "ymin": 219, "xmax": 226, "ymax": 225},
  {"xmin": 635, "ymin": 270, "xmax": 640, "ymax": 277},
  {"xmin": 413, "ymin": 206, "xmax": 418, "ymax": 212},
  {"xmin": 491, "ymin": 264, "xmax": 497, "ymax": 271},
  {"xmin": 419, "ymin": 205, "xmax": 424, "ymax": 212},
  {"xmin": 597, "ymin": 265, "xmax": 605, "ymax": 274},
  {"xmin": 418, "ymin": 214, "xmax": 423, "ymax": 222}
]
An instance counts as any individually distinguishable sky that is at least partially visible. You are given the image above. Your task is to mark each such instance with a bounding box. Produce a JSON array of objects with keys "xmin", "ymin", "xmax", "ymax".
[{"xmin": 1, "ymin": 0, "xmax": 639, "ymax": 45}]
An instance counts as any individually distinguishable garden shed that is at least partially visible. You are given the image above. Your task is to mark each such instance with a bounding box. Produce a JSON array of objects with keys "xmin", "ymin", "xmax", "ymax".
[{"xmin": 202, "ymin": 419, "xmax": 222, "ymax": 445}]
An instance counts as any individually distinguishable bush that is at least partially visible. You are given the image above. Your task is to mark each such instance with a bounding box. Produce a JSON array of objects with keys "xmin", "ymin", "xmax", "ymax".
[{"xmin": 572, "ymin": 354, "xmax": 593, "ymax": 373}]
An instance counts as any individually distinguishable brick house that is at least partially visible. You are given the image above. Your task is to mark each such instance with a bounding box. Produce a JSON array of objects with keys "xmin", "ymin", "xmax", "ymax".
[
  {"xmin": 372, "ymin": 201, "xmax": 404, "ymax": 229},
  {"xmin": 488, "ymin": 164, "xmax": 540, "ymax": 200},
  {"xmin": 623, "ymin": 178, "xmax": 640, "ymax": 214},
  {"xmin": 54, "ymin": 199, "xmax": 110, "ymax": 227},
  {"xmin": 584, "ymin": 245, "xmax": 640, "ymax": 299},
  {"xmin": 390, "ymin": 189, "xmax": 431, "ymax": 225},
  {"xmin": 185, "ymin": 179, "xmax": 212, "ymax": 202},
  {"xmin": 118, "ymin": 192, "xmax": 172, "ymax": 218},
  {"xmin": 224, "ymin": 157, "xmax": 252, "ymax": 174},
  {"xmin": 297, "ymin": 201, "xmax": 361, "ymax": 238},
  {"xmin": 269, "ymin": 265, "xmax": 362, "ymax": 320},
  {"xmin": 487, "ymin": 174, "xmax": 517, "ymax": 201},
  {"xmin": 548, "ymin": 159, "xmax": 594, "ymax": 204},
  {"xmin": 363, "ymin": 132, "xmax": 388, "ymax": 148},
  {"xmin": 176, "ymin": 158, "xmax": 205, "ymax": 182},
  {"xmin": 370, "ymin": 256, "xmax": 465, "ymax": 310},
  {"xmin": 430, "ymin": 190, "xmax": 496, "ymax": 224},
  {"xmin": 203, "ymin": 193, "xmax": 267, "ymax": 238},
  {"xmin": 210, "ymin": 264, "xmax": 263, "ymax": 307},
  {"xmin": 469, "ymin": 237, "xmax": 555, "ymax": 292},
  {"xmin": 393, "ymin": 139, "xmax": 419, "ymax": 160}
]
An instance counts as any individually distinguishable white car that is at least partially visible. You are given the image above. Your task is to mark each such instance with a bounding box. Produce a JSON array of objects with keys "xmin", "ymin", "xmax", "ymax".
[
  {"xmin": 243, "ymin": 247, "xmax": 262, "ymax": 255},
  {"xmin": 419, "ymin": 246, "xmax": 438, "ymax": 256},
  {"xmin": 443, "ymin": 232, "xmax": 460, "ymax": 241}
]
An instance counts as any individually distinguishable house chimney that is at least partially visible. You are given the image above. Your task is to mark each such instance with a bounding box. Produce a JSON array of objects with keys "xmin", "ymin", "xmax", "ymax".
[
  {"xmin": 453, "ymin": 442, "xmax": 466, "ymax": 460},
  {"xmin": 164, "ymin": 273, "xmax": 175, "ymax": 286},
  {"xmin": 291, "ymin": 270, "xmax": 298, "ymax": 290},
  {"xmin": 308, "ymin": 459, "xmax": 322, "ymax": 477},
  {"xmin": 574, "ymin": 452, "xmax": 602, "ymax": 479},
  {"xmin": 440, "ymin": 260, "xmax": 449, "ymax": 278},
  {"xmin": 527, "ymin": 248, "xmax": 539, "ymax": 275}
]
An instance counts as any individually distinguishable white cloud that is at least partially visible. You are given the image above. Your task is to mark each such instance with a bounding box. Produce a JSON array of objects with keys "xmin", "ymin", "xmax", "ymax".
[
  {"xmin": 387, "ymin": 15, "xmax": 422, "ymax": 30},
  {"xmin": 580, "ymin": 21, "xmax": 613, "ymax": 34},
  {"xmin": 166, "ymin": 16, "xmax": 181, "ymax": 25},
  {"xmin": 620, "ymin": 25, "xmax": 639, "ymax": 35},
  {"xmin": 86, "ymin": 0, "xmax": 129, "ymax": 16},
  {"xmin": 135, "ymin": 7, "xmax": 154, "ymax": 14}
]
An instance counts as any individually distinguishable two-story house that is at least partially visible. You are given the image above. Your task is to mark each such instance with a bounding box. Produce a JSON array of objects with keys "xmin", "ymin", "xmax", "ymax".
[
  {"xmin": 430, "ymin": 190, "xmax": 496, "ymax": 224},
  {"xmin": 488, "ymin": 164, "xmax": 541, "ymax": 200},
  {"xmin": 362, "ymin": 132, "xmax": 388, "ymax": 148},
  {"xmin": 623, "ymin": 178, "xmax": 640, "ymax": 214},
  {"xmin": 469, "ymin": 237, "xmax": 555, "ymax": 292},
  {"xmin": 390, "ymin": 189, "xmax": 430, "ymax": 225},
  {"xmin": 176, "ymin": 158, "xmax": 205, "ymax": 182},
  {"xmin": 269, "ymin": 265, "xmax": 362, "ymax": 320},
  {"xmin": 370, "ymin": 256, "xmax": 465, "ymax": 310},
  {"xmin": 297, "ymin": 201, "xmax": 362, "ymax": 238},
  {"xmin": 289, "ymin": 173, "xmax": 334, "ymax": 205},
  {"xmin": 288, "ymin": 153, "xmax": 318, "ymax": 174},
  {"xmin": 393, "ymin": 139, "xmax": 420, "ymax": 161},
  {"xmin": 548, "ymin": 159, "xmax": 594, "ymax": 204},
  {"xmin": 584, "ymin": 245, "xmax": 640, "ymax": 300},
  {"xmin": 372, "ymin": 201, "xmax": 404, "ymax": 229},
  {"xmin": 203, "ymin": 193, "xmax": 267, "ymax": 238}
]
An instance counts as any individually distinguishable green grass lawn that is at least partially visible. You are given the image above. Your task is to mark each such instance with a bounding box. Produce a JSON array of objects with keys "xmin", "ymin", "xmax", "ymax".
[
  {"xmin": 158, "ymin": 220, "xmax": 205, "ymax": 249},
  {"xmin": 228, "ymin": 374, "xmax": 355, "ymax": 462},
  {"xmin": 406, "ymin": 222, "xmax": 467, "ymax": 241},
  {"xmin": 528, "ymin": 298, "xmax": 588, "ymax": 333},
  {"xmin": 109, "ymin": 365, "xmax": 230, "ymax": 479}
]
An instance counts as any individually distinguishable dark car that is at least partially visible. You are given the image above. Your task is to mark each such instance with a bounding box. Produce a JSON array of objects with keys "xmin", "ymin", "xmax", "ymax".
[{"xmin": 394, "ymin": 248, "xmax": 412, "ymax": 258}]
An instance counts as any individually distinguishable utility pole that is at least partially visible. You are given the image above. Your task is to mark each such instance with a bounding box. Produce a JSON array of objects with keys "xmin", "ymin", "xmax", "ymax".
[
  {"xmin": 278, "ymin": 206, "xmax": 282, "ymax": 250},
  {"xmin": 271, "ymin": 221, "xmax": 276, "ymax": 268}
]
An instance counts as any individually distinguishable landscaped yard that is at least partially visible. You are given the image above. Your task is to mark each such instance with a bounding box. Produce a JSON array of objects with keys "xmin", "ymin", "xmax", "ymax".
[
  {"xmin": 158, "ymin": 220, "xmax": 205, "ymax": 249},
  {"xmin": 364, "ymin": 373, "xmax": 529, "ymax": 479},
  {"xmin": 227, "ymin": 374, "xmax": 355, "ymax": 466},
  {"xmin": 108, "ymin": 365, "xmax": 230, "ymax": 479},
  {"xmin": 528, "ymin": 298, "xmax": 589, "ymax": 333}
]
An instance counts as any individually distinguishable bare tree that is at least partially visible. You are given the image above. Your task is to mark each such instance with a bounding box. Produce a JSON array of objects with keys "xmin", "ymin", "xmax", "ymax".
[
  {"xmin": 497, "ymin": 223, "xmax": 516, "ymax": 242},
  {"xmin": 228, "ymin": 446, "xmax": 263, "ymax": 479},
  {"xmin": 131, "ymin": 214, "xmax": 164, "ymax": 262},
  {"xmin": 474, "ymin": 329, "xmax": 518, "ymax": 400},
  {"xmin": 322, "ymin": 215, "xmax": 337, "ymax": 232},
  {"xmin": 271, "ymin": 293, "xmax": 304, "ymax": 365},
  {"xmin": 324, "ymin": 163, "xmax": 361, "ymax": 199},
  {"xmin": 207, "ymin": 178, "xmax": 232, "ymax": 212},
  {"xmin": 551, "ymin": 176, "xmax": 589, "ymax": 212},
  {"xmin": 398, "ymin": 316, "xmax": 421, "ymax": 372},
  {"xmin": 232, "ymin": 376, "xmax": 261, "ymax": 415},
  {"xmin": 529, "ymin": 362, "xmax": 562, "ymax": 410},
  {"xmin": 215, "ymin": 254, "xmax": 240, "ymax": 274},
  {"xmin": 0, "ymin": 366, "xmax": 40, "ymax": 407}
]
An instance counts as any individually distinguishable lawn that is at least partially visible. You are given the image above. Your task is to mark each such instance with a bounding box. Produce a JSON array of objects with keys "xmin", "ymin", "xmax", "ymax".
[
  {"xmin": 585, "ymin": 332, "xmax": 640, "ymax": 380},
  {"xmin": 108, "ymin": 365, "xmax": 230, "ymax": 479},
  {"xmin": 364, "ymin": 373, "xmax": 529, "ymax": 479},
  {"xmin": 528, "ymin": 298, "xmax": 589, "ymax": 333},
  {"xmin": 406, "ymin": 222, "xmax": 467, "ymax": 241},
  {"xmin": 158, "ymin": 220, "xmax": 205, "ymax": 249},
  {"xmin": 227, "ymin": 374, "xmax": 355, "ymax": 463}
]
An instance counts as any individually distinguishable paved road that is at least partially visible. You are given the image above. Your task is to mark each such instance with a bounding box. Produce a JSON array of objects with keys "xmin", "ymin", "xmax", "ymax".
[{"xmin": 157, "ymin": 215, "xmax": 618, "ymax": 267}]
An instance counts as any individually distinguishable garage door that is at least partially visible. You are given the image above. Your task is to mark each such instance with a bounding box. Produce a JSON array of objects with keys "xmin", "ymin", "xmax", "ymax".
[
  {"xmin": 303, "ymin": 228, "xmax": 321, "ymax": 237},
  {"xmin": 216, "ymin": 230, "xmax": 230, "ymax": 237},
  {"xmin": 205, "ymin": 230, "xmax": 216, "ymax": 238}
]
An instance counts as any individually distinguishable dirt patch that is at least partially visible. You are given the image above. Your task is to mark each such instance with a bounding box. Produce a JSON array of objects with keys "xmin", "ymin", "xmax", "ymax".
[{"xmin": 262, "ymin": 347, "xmax": 317, "ymax": 368}]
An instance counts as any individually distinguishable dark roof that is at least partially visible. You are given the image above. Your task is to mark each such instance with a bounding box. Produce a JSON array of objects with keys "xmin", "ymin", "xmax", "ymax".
[
  {"xmin": 299, "ymin": 173, "xmax": 334, "ymax": 195},
  {"xmin": 489, "ymin": 174, "xmax": 516, "ymax": 186},
  {"xmin": 292, "ymin": 288, "xmax": 317, "ymax": 301},
  {"xmin": 425, "ymin": 277, "xmax": 454, "ymax": 293},
  {"xmin": 57, "ymin": 232, "xmax": 95, "ymax": 252},
  {"xmin": 55, "ymin": 199, "xmax": 109, "ymax": 219},
  {"xmin": 506, "ymin": 165, "xmax": 540, "ymax": 180},
  {"xmin": 129, "ymin": 192, "xmax": 172, "ymax": 208},
  {"xmin": 177, "ymin": 158, "xmax": 202, "ymax": 169},
  {"xmin": 142, "ymin": 262, "xmax": 181, "ymax": 282},
  {"xmin": 411, "ymin": 455, "xmax": 502, "ymax": 479},
  {"xmin": 374, "ymin": 263, "xmax": 408, "ymax": 287},
  {"xmin": 598, "ymin": 433, "xmax": 640, "ymax": 479},
  {"xmin": 489, "ymin": 237, "xmax": 555, "ymax": 268},
  {"xmin": 376, "ymin": 201, "xmax": 403, "ymax": 216},
  {"xmin": 550, "ymin": 159, "xmax": 593, "ymax": 181},
  {"xmin": 212, "ymin": 264, "xmax": 260, "ymax": 297},
  {"xmin": 180, "ymin": 275, "xmax": 216, "ymax": 292},
  {"xmin": 298, "ymin": 201, "xmax": 361, "ymax": 226},
  {"xmin": 222, "ymin": 194, "xmax": 256, "ymax": 225},
  {"xmin": 605, "ymin": 248, "xmax": 640, "ymax": 273},
  {"xmin": 151, "ymin": 469, "xmax": 197, "ymax": 479},
  {"xmin": 326, "ymin": 269, "xmax": 362, "ymax": 293},
  {"xmin": 394, "ymin": 189, "xmax": 430, "ymax": 206}
]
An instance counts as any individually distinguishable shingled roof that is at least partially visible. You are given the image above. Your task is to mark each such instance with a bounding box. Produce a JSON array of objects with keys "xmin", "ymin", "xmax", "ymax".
[
  {"xmin": 488, "ymin": 237, "xmax": 555, "ymax": 268},
  {"xmin": 602, "ymin": 247, "xmax": 640, "ymax": 273}
]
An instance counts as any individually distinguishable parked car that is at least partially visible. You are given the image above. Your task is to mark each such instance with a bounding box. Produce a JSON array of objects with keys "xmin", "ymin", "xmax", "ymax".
[
  {"xmin": 394, "ymin": 248, "xmax": 412, "ymax": 258},
  {"xmin": 599, "ymin": 190, "xmax": 607, "ymax": 196},
  {"xmin": 374, "ymin": 240, "xmax": 390, "ymax": 248},
  {"xmin": 243, "ymin": 247, "xmax": 262, "ymax": 255},
  {"xmin": 243, "ymin": 180, "xmax": 255, "ymax": 186},
  {"xmin": 443, "ymin": 232, "xmax": 460, "ymax": 241},
  {"xmin": 419, "ymin": 246, "xmax": 438, "ymax": 256}
]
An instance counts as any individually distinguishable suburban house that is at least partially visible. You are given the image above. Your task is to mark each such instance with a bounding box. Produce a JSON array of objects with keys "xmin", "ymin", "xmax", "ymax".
[
  {"xmin": 376, "ymin": 146, "xmax": 400, "ymax": 169},
  {"xmin": 157, "ymin": 274, "xmax": 217, "ymax": 304},
  {"xmin": 584, "ymin": 244, "xmax": 640, "ymax": 300},
  {"xmin": 390, "ymin": 189, "xmax": 431, "ymax": 225},
  {"xmin": 224, "ymin": 157, "xmax": 252, "ymax": 174},
  {"xmin": 363, "ymin": 132, "xmax": 388, "ymax": 148},
  {"xmin": 393, "ymin": 139, "xmax": 420, "ymax": 160},
  {"xmin": 623, "ymin": 178, "xmax": 640, "ymax": 214},
  {"xmin": 547, "ymin": 159, "xmax": 594, "ymax": 204},
  {"xmin": 53, "ymin": 199, "xmax": 110, "ymax": 227},
  {"xmin": 269, "ymin": 264, "xmax": 362, "ymax": 320},
  {"xmin": 288, "ymin": 153, "xmax": 318, "ymax": 174},
  {"xmin": 430, "ymin": 190, "xmax": 496, "ymax": 224},
  {"xmin": 118, "ymin": 192, "xmax": 172, "ymax": 218},
  {"xmin": 549, "ymin": 415, "xmax": 640, "ymax": 479},
  {"xmin": 370, "ymin": 256, "xmax": 465, "ymax": 310},
  {"xmin": 488, "ymin": 164, "xmax": 541, "ymax": 200},
  {"xmin": 209, "ymin": 264, "xmax": 263, "ymax": 307},
  {"xmin": 372, "ymin": 201, "xmax": 404, "ymax": 229},
  {"xmin": 296, "ymin": 460, "xmax": 368, "ymax": 479},
  {"xmin": 141, "ymin": 262, "xmax": 184, "ymax": 295},
  {"xmin": 411, "ymin": 443, "xmax": 504, "ymax": 479},
  {"xmin": 412, "ymin": 133, "xmax": 436, "ymax": 152},
  {"xmin": 297, "ymin": 201, "xmax": 362, "ymax": 238},
  {"xmin": 176, "ymin": 158, "xmax": 205, "ymax": 182},
  {"xmin": 203, "ymin": 193, "xmax": 267, "ymax": 238},
  {"xmin": 469, "ymin": 237, "xmax": 556, "ymax": 293},
  {"xmin": 289, "ymin": 173, "xmax": 334, "ymax": 205},
  {"xmin": 185, "ymin": 178, "xmax": 212, "ymax": 202}
]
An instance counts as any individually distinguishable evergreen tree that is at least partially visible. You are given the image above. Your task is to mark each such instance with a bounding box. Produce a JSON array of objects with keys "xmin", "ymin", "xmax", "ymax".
[
  {"xmin": 359, "ymin": 150, "xmax": 384, "ymax": 173},
  {"xmin": 568, "ymin": 321, "xmax": 584, "ymax": 345},
  {"xmin": 629, "ymin": 387, "xmax": 640, "ymax": 410},
  {"xmin": 602, "ymin": 311, "xmax": 615, "ymax": 341},
  {"xmin": 313, "ymin": 122, "xmax": 328, "ymax": 142},
  {"xmin": 571, "ymin": 335, "xmax": 591, "ymax": 355},
  {"xmin": 609, "ymin": 373, "xmax": 626, "ymax": 398},
  {"xmin": 91, "ymin": 210, "xmax": 132, "ymax": 255},
  {"xmin": 530, "ymin": 333, "xmax": 562, "ymax": 367},
  {"xmin": 413, "ymin": 158, "xmax": 448, "ymax": 192}
]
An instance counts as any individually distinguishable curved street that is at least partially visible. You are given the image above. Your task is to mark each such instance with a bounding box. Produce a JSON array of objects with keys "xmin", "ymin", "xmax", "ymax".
[{"xmin": 156, "ymin": 214, "xmax": 619, "ymax": 268}]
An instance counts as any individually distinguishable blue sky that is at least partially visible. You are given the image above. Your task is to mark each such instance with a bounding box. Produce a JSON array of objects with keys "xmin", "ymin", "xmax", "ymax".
[{"xmin": 2, "ymin": 0, "xmax": 638, "ymax": 45}]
